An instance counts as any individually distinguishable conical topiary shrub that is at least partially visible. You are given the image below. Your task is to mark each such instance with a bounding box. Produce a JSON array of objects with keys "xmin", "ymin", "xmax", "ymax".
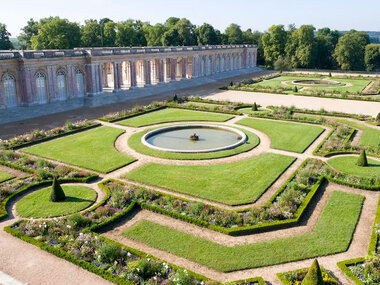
[
  {"xmin": 357, "ymin": 150, "xmax": 368, "ymax": 167},
  {"xmin": 252, "ymin": 102, "xmax": 258, "ymax": 111},
  {"xmin": 376, "ymin": 113, "xmax": 380, "ymax": 123},
  {"xmin": 294, "ymin": 86, "xmax": 298, "ymax": 92},
  {"xmin": 301, "ymin": 259, "xmax": 324, "ymax": 285},
  {"xmin": 50, "ymin": 177, "xmax": 66, "ymax": 202}
]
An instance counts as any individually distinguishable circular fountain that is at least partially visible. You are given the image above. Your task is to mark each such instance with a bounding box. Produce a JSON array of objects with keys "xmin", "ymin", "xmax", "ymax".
[
  {"xmin": 292, "ymin": 79, "xmax": 340, "ymax": 86},
  {"xmin": 141, "ymin": 125, "xmax": 247, "ymax": 153}
]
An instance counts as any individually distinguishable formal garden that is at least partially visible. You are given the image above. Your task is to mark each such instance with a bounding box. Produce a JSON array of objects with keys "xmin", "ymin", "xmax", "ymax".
[
  {"xmin": 0, "ymin": 96, "xmax": 379, "ymax": 284},
  {"xmin": 227, "ymin": 72, "xmax": 380, "ymax": 101}
]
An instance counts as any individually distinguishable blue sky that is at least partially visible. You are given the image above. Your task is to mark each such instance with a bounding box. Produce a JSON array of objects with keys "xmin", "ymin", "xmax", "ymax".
[{"xmin": 3, "ymin": 0, "xmax": 380, "ymax": 36}]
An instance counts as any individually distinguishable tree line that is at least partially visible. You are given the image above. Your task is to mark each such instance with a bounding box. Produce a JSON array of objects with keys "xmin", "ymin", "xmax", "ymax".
[{"xmin": 0, "ymin": 17, "xmax": 379, "ymax": 71}]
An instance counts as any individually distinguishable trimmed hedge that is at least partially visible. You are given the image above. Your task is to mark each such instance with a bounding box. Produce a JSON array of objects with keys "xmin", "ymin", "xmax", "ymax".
[
  {"xmin": 0, "ymin": 159, "xmax": 35, "ymax": 174},
  {"xmin": 99, "ymin": 106, "xmax": 166, "ymax": 123},
  {"xmin": 229, "ymin": 277, "xmax": 266, "ymax": 285},
  {"xmin": 276, "ymin": 266, "xmax": 338, "ymax": 285},
  {"xmin": 337, "ymin": 258, "xmax": 366, "ymax": 285},
  {"xmin": 4, "ymin": 123, "xmax": 101, "ymax": 150},
  {"xmin": 97, "ymin": 171, "xmax": 325, "ymax": 236}
]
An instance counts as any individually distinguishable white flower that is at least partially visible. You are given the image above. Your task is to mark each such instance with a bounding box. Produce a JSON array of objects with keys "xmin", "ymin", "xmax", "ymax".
[{"xmin": 67, "ymin": 225, "xmax": 71, "ymax": 228}]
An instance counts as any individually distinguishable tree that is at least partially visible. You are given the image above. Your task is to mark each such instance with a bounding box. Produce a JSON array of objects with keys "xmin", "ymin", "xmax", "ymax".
[
  {"xmin": 301, "ymin": 259, "xmax": 324, "ymax": 285},
  {"xmin": 315, "ymin": 28, "xmax": 340, "ymax": 69},
  {"xmin": 357, "ymin": 150, "xmax": 368, "ymax": 167},
  {"xmin": 334, "ymin": 30, "xmax": 370, "ymax": 70},
  {"xmin": 274, "ymin": 55, "xmax": 292, "ymax": 70},
  {"xmin": 0, "ymin": 23, "xmax": 13, "ymax": 50},
  {"xmin": 196, "ymin": 23, "xmax": 219, "ymax": 45},
  {"xmin": 31, "ymin": 17, "xmax": 81, "ymax": 49},
  {"xmin": 161, "ymin": 28, "xmax": 181, "ymax": 46},
  {"xmin": 175, "ymin": 18, "xmax": 196, "ymax": 46},
  {"xmin": 50, "ymin": 178, "xmax": 66, "ymax": 202},
  {"xmin": 286, "ymin": 25, "xmax": 317, "ymax": 68},
  {"xmin": 365, "ymin": 44, "xmax": 380, "ymax": 71},
  {"xmin": 225, "ymin": 24, "xmax": 243, "ymax": 44},
  {"xmin": 81, "ymin": 19, "xmax": 102, "ymax": 47},
  {"xmin": 261, "ymin": 25, "xmax": 288, "ymax": 67},
  {"xmin": 103, "ymin": 21, "xmax": 116, "ymax": 47},
  {"xmin": 115, "ymin": 21, "xmax": 137, "ymax": 47},
  {"xmin": 144, "ymin": 23, "xmax": 167, "ymax": 46},
  {"xmin": 18, "ymin": 18, "xmax": 39, "ymax": 49}
]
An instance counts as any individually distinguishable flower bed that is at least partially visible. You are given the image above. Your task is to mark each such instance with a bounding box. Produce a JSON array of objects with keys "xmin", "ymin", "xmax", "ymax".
[
  {"xmin": 0, "ymin": 120, "xmax": 100, "ymax": 150},
  {"xmin": 0, "ymin": 150, "xmax": 95, "ymax": 179},
  {"xmin": 276, "ymin": 267, "xmax": 338, "ymax": 285},
  {"xmin": 95, "ymin": 158, "xmax": 378, "ymax": 236},
  {"xmin": 6, "ymin": 218, "xmax": 209, "ymax": 285}
]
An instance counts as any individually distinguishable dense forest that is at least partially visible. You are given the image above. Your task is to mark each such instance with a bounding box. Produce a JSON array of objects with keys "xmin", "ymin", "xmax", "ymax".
[{"xmin": 0, "ymin": 17, "xmax": 379, "ymax": 71}]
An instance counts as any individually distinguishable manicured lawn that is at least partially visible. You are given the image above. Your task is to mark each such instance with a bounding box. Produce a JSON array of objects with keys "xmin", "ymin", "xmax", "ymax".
[
  {"xmin": 128, "ymin": 126, "xmax": 260, "ymax": 160},
  {"xmin": 336, "ymin": 119, "xmax": 380, "ymax": 148},
  {"xmin": 0, "ymin": 170, "xmax": 14, "ymax": 183},
  {"xmin": 24, "ymin": 127, "xmax": 136, "ymax": 173},
  {"xmin": 123, "ymin": 191, "xmax": 363, "ymax": 272},
  {"xmin": 253, "ymin": 76, "xmax": 371, "ymax": 93},
  {"xmin": 16, "ymin": 185, "xmax": 97, "ymax": 218},
  {"xmin": 237, "ymin": 118, "xmax": 324, "ymax": 153},
  {"xmin": 328, "ymin": 156, "xmax": 380, "ymax": 178},
  {"xmin": 118, "ymin": 108, "xmax": 233, "ymax": 127},
  {"xmin": 125, "ymin": 153, "xmax": 295, "ymax": 205}
]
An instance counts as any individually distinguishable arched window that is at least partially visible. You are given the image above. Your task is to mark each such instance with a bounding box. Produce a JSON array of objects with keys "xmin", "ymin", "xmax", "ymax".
[
  {"xmin": 2, "ymin": 74, "xmax": 17, "ymax": 107},
  {"xmin": 35, "ymin": 72, "xmax": 48, "ymax": 104},
  {"xmin": 56, "ymin": 70, "xmax": 67, "ymax": 100},
  {"xmin": 75, "ymin": 69, "xmax": 84, "ymax": 97}
]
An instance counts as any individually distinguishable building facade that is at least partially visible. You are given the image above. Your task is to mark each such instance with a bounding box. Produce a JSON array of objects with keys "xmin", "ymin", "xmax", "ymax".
[{"xmin": 0, "ymin": 45, "xmax": 257, "ymax": 109}]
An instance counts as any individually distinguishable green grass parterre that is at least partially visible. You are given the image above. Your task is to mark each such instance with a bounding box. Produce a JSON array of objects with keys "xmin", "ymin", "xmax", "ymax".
[
  {"xmin": 16, "ymin": 185, "xmax": 97, "ymax": 218},
  {"xmin": 123, "ymin": 191, "xmax": 364, "ymax": 272},
  {"xmin": 125, "ymin": 153, "xmax": 295, "ymax": 205},
  {"xmin": 237, "ymin": 117, "xmax": 324, "ymax": 153},
  {"xmin": 23, "ymin": 126, "xmax": 136, "ymax": 173},
  {"xmin": 328, "ymin": 156, "xmax": 380, "ymax": 178},
  {"xmin": 118, "ymin": 108, "xmax": 234, "ymax": 127}
]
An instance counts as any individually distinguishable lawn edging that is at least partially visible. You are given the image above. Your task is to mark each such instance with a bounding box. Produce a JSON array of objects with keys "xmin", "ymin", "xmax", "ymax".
[
  {"xmin": 5, "ymin": 123, "xmax": 102, "ymax": 150},
  {"xmin": 0, "ymin": 175, "xmax": 98, "ymax": 221}
]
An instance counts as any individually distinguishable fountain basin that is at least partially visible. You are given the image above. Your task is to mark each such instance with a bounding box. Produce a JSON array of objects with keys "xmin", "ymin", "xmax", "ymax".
[
  {"xmin": 141, "ymin": 125, "xmax": 247, "ymax": 153},
  {"xmin": 292, "ymin": 79, "xmax": 340, "ymax": 86}
]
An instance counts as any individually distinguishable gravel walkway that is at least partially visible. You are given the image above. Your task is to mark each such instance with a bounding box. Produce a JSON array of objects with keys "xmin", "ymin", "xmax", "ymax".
[{"xmin": 0, "ymin": 108, "xmax": 377, "ymax": 284}]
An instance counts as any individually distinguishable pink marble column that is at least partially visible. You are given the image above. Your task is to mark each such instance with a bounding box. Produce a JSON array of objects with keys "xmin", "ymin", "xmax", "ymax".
[
  {"xmin": 158, "ymin": 59, "xmax": 164, "ymax": 83},
  {"xmin": 182, "ymin": 58, "xmax": 187, "ymax": 79},
  {"xmin": 145, "ymin": 60, "xmax": 151, "ymax": 85},
  {"xmin": 130, "ymin": 61, "xmax": 137, "ymax": 87},
  {"xmin": 170, "ymin": 58, "xmax": 176, "ymax": 81}
]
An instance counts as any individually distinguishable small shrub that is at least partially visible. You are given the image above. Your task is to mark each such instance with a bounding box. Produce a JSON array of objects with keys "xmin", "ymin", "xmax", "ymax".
[
  {"xmin": 294, "ymin": 86, "xmax": 298, "ymax": 93},
  {"xmin": 230, "ymin": 81, "xmax": 234, "ymax": 87},
  {"xmin": 173, "ymin": 94, "xmax": 178, "ymax": 102},
  {"xmin": 356, "ymin": 150, "xmax": 368, "ymax": 167},
  {"xmin": 50, "ymin": 178, "xmax": 66, "ymax": 202},
  {"xmin": 67, "ymin": 214, "xmax": 92, "ymax": 230},
  {"xmin": 328, "ymin": 72, "xmax": 332, "ymax": 77},
  {"xmin": 301, "ymin": 259, "xmax": 324, "ymax": 285},
  {"xmin": 252, "ymin": 102, "xmax": 258, "ymax": 111},
  {"xmin": 97, "ymin": 242, "xmax": 125, "ymax": 264},
  {"xmin": 376, "ymin": 113, "xmax": 380, "ymax": 122}
]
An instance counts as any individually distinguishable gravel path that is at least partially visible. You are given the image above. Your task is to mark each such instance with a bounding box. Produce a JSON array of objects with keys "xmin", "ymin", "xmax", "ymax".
[
  {"xmin": 0, "ymin": 107, "xmax": 377, "ymax": 285},
  {"xmin": 103, "ymin": 183, "xmax": 379, "ymax": 284},
  {"xmin": 206, "ymin": 90, "xmax": 380, "ymax": 117}
]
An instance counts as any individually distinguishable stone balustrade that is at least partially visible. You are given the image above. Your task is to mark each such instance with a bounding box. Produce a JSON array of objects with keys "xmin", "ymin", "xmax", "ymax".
[{"xmin": 0, "ymin": 45, "xmax": 257, "ymax": 109}]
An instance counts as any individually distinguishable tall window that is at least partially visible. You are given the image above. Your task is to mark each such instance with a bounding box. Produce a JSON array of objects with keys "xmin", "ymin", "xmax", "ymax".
[
  {"xmin": 56, "ymin": 70, "xmax": 67, "ymax": 100},
  {"xmin": 35, "ymin": 72, "xmax": 48, "ymax": 104},
  {"xmin": 75, "ymin": 69, "xmax": 84, "ymax": 97},
  {"xmin": 3, "ymin": 74, "xmax": 17, "ymax": 107}
]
